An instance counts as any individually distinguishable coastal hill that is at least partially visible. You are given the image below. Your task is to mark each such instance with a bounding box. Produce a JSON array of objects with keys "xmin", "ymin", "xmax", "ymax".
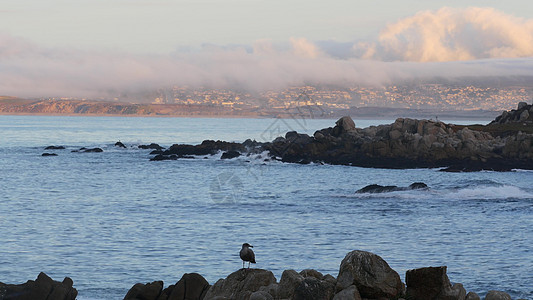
[{"xmin": 0, "ymin": 96, "xmax": 499, "ymax": 119}]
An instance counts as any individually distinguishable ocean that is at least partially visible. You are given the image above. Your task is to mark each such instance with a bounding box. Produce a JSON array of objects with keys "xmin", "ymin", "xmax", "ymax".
[{"xmin": 0, "ymin": 115, "xmax": 531, "ymax": 299}]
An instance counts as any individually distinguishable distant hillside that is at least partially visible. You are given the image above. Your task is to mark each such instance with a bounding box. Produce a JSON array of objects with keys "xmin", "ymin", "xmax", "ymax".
[
  {"xmin": 0, "ymin": 98, "xmax": 259, "ymax": 117},
  {"xmin": 0, "ymin": 97, "xmax": 500, "ymax": 120}
]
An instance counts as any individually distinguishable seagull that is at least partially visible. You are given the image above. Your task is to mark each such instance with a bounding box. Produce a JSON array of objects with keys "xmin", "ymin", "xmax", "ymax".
[{"xmin": 240, "ymin": 243, "xmax": 256, "ymax": 269}]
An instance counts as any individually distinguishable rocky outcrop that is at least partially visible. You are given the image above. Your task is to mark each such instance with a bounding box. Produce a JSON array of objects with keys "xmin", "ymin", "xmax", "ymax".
[
  {"xmin": 356, "ymin": 182, "xmax": 428, "ymax": 193},
  {"xmin": 5, "ymin": 251, "xmax": 519, "ymax": 300},
  {"xmin": 0, "ymin": 272, "xmax": 77, "ymax": 300},
  {"xmin": 139, "ymin": 143, "xmax": 164, "ymax": 151},
  {"xmin": 406, "ymin": 266, "xmax": 466, "ymax": 300},
  {"xmin": 204, "ymin": 269, "xmax": 276, "ymax": 300},
  {"xmin": 147, "ymin": 105, "xmax": 533, "ymax": 171},
  {"xmin": 115, "ymin": 141, "xmax": 127, "ymax": 148},
  {"xmin": 490, "ymin": 102, "xmax": 533, "ymax": 125},
  {"xmin": 336, "ymin": 250, "xmax": 404, "ymax": 299}
]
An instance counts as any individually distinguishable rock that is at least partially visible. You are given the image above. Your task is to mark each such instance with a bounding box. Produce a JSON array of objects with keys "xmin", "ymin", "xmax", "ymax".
[
  {"xmin": 293, "ymin": 277, "xmax": 336, "ymax": 300},
  {"xmin": 519, "ymin": 109, "xmax": 529, "ymax": 122},
  {"xmin": 0, "ymin": 272, "xmax": 77, "ymax": 300},
  {"xmin": 124, "ymin": 281, "xmax": 163, "ymax": 300},
  {"xmin": 150, "ymin": 154, "xmax": 178, "ymax": 161},
  {"xmin": 249, "ymin": 290, "xmax": 274, "ymax": 300},
  {"xmin": 337, "ymin": 250, "xmax": 404, "ymax": 299},
  {"xmin": 466, "ymin": 291, "xmax": 481, "ymax": 300},
  {"xmin": 204, "ymin": 269, "xmax": 276, "ymax": 300},
  {"xmin": 139, "ymin": 143, "xmax": 164, "ymax": 150},
  {"xmin": 299, "ymin": 269, "xmax": 324, "ymax": 280},
  {"xmin": 115, "ymin": 141, "xmax": 127, "ymax": 148},
  {"xmin": 333, "ymin": 285, "xmax": 362, "ymax": 300},
  {"xmin": 42, "ymin": 153, "xmax": 58, "ymax": 156},
  {"xmin": 335, "ymin": 116, "xmax": 356, "ymax": 132},
  {"xmin": 79, "ymin": 147, "xmax": 103, "ymax": 153},
  {"xmin": 409, "ymin": 182, "xmax": 429, "ymax": 189},
  {"xmin": 167, "ymin": 273, "xmax": 210, "ymax": 300},
  {"xmin": 405, "ymin": 266, "xmax": 466, "ymax": 300},
  {"xmin": 45, "ymin": 146, "xmax": 65, "ymax": 150},
  {"xmin": 484, "ymin": 290, "xmax": 512, "ymax": 300},
  {"xmin": 277, "ymin": 270, "xmax": 304, "ymax": 299},
  {"xmin": 221, "ymin": 150, "xmax": 241, "ymax": 159},
  {"xmin": 356, "ymin": 182, "xmax": 428, "ymax": 193},
  {"xmin": 517, "ymin": 101, "xmax": 528, "ymax": 110}
]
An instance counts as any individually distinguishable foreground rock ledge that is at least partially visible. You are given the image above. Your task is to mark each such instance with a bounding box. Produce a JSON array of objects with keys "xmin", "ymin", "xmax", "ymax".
[
  {"xmin": 1, "ymin": 251, "xmax": 518, "ymax": 300},
  {"xmin": 148, "ymin": 103, "xmax": 533, "ymax": 172},
  {"xmin": 119, "ymin": 250, "xmax": 513, "ymax": 300}
]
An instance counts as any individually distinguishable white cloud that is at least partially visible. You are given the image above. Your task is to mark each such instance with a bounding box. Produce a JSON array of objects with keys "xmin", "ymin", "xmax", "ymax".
[{"xmin": 358, "ymin": 7, "xmax": 533, "ymax": 62}]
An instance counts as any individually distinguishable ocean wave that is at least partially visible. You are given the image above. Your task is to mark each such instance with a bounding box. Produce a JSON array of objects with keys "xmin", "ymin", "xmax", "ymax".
[{"xmin": 446, "ymin": 185, "xmax": 533, "ymax": 200}]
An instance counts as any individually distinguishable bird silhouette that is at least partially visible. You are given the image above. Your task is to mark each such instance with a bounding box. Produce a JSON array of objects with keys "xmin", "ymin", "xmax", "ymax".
[{"xmin": 240, "ymin": 243, "xmax": 256, "ymax": 269}]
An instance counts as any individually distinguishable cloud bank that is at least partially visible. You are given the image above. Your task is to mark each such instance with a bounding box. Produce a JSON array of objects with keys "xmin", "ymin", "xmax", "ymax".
[
  {"xmin": 359, "ymin": 7, "xmax": 533, "ymax": 62},
  {"xmin": 1, "ymin": 7, "xmax": 533, "ymax": 99}
]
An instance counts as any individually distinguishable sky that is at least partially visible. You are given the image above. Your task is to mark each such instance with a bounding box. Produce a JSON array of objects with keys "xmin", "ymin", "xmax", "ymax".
[{"xmin": 1, "ymin": 0, "xmax": 533, "ymax": 98}]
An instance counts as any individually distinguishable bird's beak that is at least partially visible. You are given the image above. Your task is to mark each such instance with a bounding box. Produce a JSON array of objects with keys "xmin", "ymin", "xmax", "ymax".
[{"xmin": 250, "ymin": 245, "xmax": 253, "ymax": 248}]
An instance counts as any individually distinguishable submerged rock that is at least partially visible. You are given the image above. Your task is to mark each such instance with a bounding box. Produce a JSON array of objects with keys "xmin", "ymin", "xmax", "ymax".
[
  {"xmin": 45, "ymin": 145, "xmax": 65, "ymax": 150},
  {"xmin": 42, "ymin": 153, "xmax": 58, "ymax": 157},
  {"xmin": 356, "ymin": 182, "xmax": 428, "ymax": 193},
  {"xmin": 115, "ymin": 141, "xmax": 126, "ymax": 148}
]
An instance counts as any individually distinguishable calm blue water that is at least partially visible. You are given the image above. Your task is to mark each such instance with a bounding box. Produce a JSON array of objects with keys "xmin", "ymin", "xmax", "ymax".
[{"xmin": 0, "ymin": 115, "xmax": 531, "ymax": 300}]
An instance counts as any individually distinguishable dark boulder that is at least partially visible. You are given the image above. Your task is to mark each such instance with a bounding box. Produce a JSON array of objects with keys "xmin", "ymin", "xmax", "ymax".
[
  {"xmin": 276, "ymin": 269, "xmax": 304, "ymax": 299},
  {"xmin": 204, "ymin": 269, "xmax": 276, "ymax": 300},
  {"xmin": 293, "ymin": 277, "xmax": 336, "ymax": 300},
  {"xmin": 221, "ymin": 150, "xmax": 241, "ymax": 159},
  {"xmin": 485, "ymin": 290, "xmax": 512, "ymax": 300},
  {"xmin": 0, "ymin": 272, "xmax": 77, "ymax": 300},
  {"xmin": 123, "ymin": 281, "xmax": 163, "ymax": 300},
  {"xmin": 405, "ymin": 266, "xmax": 466, "ymax": 300},
  {"xmin": 466, "ymin": 291, "xmax": 480, "ymax": 300},
  {"xmin": 166, "ymin": 273, "xmax": 210, "ymax": 300},
  {"xmin": 163, "ymin": 140, "xmax": 245, "ymax": 157},
  {"xmin": 336, "ymin": 250, "xmax": 404, "ymax": 299},
  {"xmin": 356, "ymin": 182, "xmax": 428, "ymax": 193},
  {"xmin": 115, "ymin": 141, "xmax": 127, "ymax": 148},
  {"xmin": 42, "ymin": 153, "xmax": 58, "ymax": 157},
  {"xmin": 45, "ymin": 146, "xmax": 65, "ymax": 150},
  {"xmin": 332, "ymin": 285, "xmax": 362, "ymax": 300},
  {"xmin": 74, "ymin": 147, "xmax": 103, "ymax": 153},
  {"xmin": 150, "ymin": 154, "xmax": 178, "ymax": 161},
  {"xmin": 139, "ymin": 143, "xmax": 164, "ymax": 151}
]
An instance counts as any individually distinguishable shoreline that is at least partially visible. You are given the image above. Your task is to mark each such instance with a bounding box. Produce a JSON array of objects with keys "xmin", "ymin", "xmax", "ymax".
[{"xmin": 0, "ymin": 250, "xmax": 522, "ymax": 300}]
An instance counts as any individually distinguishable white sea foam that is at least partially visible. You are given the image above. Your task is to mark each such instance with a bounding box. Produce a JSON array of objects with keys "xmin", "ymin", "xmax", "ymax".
[{"xmin": 447, "ymin": 185, "xmax": 533, "ymax": 200}]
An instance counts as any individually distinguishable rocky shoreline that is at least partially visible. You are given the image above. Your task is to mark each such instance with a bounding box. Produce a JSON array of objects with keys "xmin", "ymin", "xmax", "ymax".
[
  {"xmin": 147, "ymin": 102, "xmax": 533, "ymax": 172},
  {"xmin": 0, "ymin": 250, "xmax": 522, "ymax": 300}
]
